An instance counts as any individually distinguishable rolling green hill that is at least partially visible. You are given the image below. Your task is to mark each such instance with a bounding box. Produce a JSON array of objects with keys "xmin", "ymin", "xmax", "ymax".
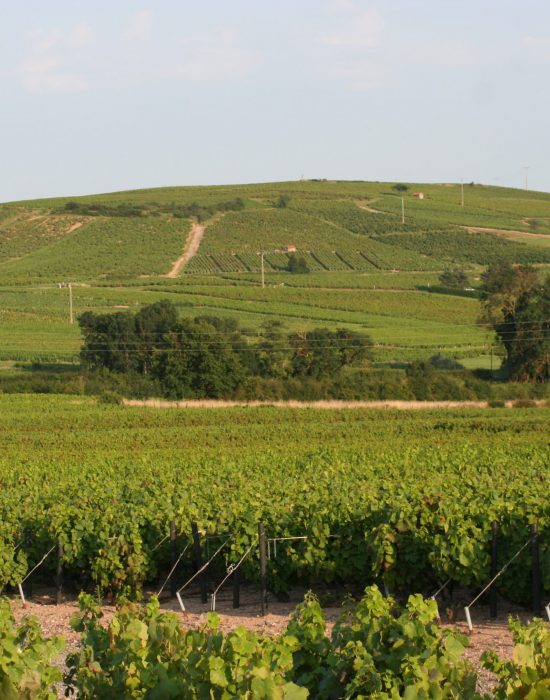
[{"xmin": 1, "ymin": 180, "xmax": 549, "ymax": 365}]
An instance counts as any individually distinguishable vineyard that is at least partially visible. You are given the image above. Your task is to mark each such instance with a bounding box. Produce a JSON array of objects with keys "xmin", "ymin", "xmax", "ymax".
[
  {"xmin": 1, "ymin": 396, "xmax": 549, "ymax": 607},
  {"xmin": 2, "ymin": 397, "xmax": 550, "ymax": 696},
  {"xmin": 1, "ymin": 179, "xmax": 550, "ymax": 368}
]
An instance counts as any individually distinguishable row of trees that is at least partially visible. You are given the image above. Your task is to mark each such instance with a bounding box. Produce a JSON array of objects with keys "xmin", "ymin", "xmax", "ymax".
[{"xmin": 79, "ymin": 302, "xmax": 372, "ymax": 398}]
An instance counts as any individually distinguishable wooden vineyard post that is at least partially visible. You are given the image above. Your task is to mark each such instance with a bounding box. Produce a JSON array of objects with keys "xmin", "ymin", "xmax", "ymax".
[
  {"xmin": 170, "ymin": 520, "xmax": 177, "ymax": 599},
  {"xmin": 56, "ymin": 540, "xmax": 63, "ymax": 605},
  {"xmin": 490, "ymin": 521, "xmax": 498, "ymax": 619},
  {"xmin": 233, "ymin": 566, "xmax": 241, "ymax": 609},
  {"xmin": 191, "ymin": 522, "xmax": 208, "ymax": 604},
  {"xmin": 258, "ymin": 522, "xmax": 268, "ymax": 616},
  {"xmin": 532, "ymin": 523, "xmax": 541, "ymax": 615}
]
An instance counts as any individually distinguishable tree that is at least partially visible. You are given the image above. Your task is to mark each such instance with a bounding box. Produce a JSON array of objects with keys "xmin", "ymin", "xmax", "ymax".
[
  {"xmin": 79, "ymin": 310, "xmax": 138, "ymax": 374},
  {"xmin": 134, "ymin": 300, "xmax": 179, "ymax": 374},
  {"xmin": 275, "ymin": 194, "xmax": 290, "ymax": 208},
  {"xmin": 439, "ymin": 268, "xmax": 469, "ymax": 289},
  {"xmin": 392, "ymin": 184, "xmax": 409, "ymax": 192},
  {"xmin": 256, "ymin": 320, "xmax": 288, "ymax": 378},
  {"xmin": 79, "ymin": 303, "xmax": 252, "ymax": 398},
  {"xmin": 500, "ymin": 278, "xmax": 550, "ymax": 382},
  {"xmin": 287, "ymin": 254, "xmax": 309, "ymax": 274},
  {"xmin": 481, "ymin": 263, "xmax": 549, "ymax": 382},
  {"xmin": 289, "ymin": 328, "xmax": 372, "ymax": 379}
]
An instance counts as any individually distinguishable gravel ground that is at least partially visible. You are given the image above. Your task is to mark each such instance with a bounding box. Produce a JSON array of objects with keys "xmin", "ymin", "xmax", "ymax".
[{"xmin": 9, "ymin": 586, "xmax": 544, "ymax": 698}]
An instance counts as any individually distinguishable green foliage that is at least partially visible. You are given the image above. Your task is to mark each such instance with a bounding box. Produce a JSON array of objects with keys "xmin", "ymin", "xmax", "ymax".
[
  {"xmin": 97, "ymin": 390, "xmax": 123, "ymax": 405},
  {"xmin": 0, "ymin": 599, "xmax": 64, "ymax": 699},
  {"xmin": 287, "ymin": 254, "xmax": 309, "ymax": 274},
  {"xmin": 276, "ymin": 194, "xmax": 290, "ymax": 208},
  {"xmin": 0, "ymin": 395, "xmax": 549, "ymax": 602},
  {"xmin": 4, "ymin": 586, "xmax": 550, "ymax": 699},
  {"xmin": 481, "ymin": 264, "xmax": 550, "ymax": 382},
  {"xmin": 439, "ymin": 268, "xmax": 470, "ymax": 289},
  {"xmin": 482, "ymin": 617, "xmax": 550, "ymax": 698},
  {"xmin": 79, "ymin": 302, "xmax": 374, "ymax": 397},
  {"xmin": 325, "ymin": 586, "xmax": 478, "ymax": 698},
  {"xmin": 62, "ymin": 197, "xmax": 245, "ymax": 221},
  {"xmin": 289, "ymin": 328, "xmax": 372, "ymax": 379},
  {"xmin": 65, "ymin": 589, "xmax": 479, "ymax": 699},
  {"xmin": 66, "ymin": 595, "xmax": 307, "ymax": 699}
]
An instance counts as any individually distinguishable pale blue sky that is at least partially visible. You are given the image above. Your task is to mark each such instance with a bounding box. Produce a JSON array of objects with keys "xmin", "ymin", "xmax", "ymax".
[{"xmin": 2, "ymin": 0, "xmax": 550, "ymax": 201}]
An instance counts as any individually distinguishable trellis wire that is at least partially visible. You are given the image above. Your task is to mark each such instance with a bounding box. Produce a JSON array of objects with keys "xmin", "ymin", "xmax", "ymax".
[
  {"xmin": 267, "ymin": 534, "xmax": 340, "ymax": 559},
  {"xmin": 464, "ymin": 538, "xmax": 531, "ymax": 631},
  {"xmin": 17, "ymin": 544, "xmax": 57, "ymax": 607},
  {"xmin": 175, "ymin": 537, "xmax": 231, "ymax": 613},
  {"xmin": 151, "ymin": 533, "xmax": 169, "ymax": 553},
  {"xmin": 267, "ymin": 535, "xmax": 308, "ymax": 559},
  {"xmin": 157, "ymin": 542, "xmax": 191, "ymax": 596},
  {"xmin": 210, "ymin": 540, "xmax": 257, "ymax": 611}
]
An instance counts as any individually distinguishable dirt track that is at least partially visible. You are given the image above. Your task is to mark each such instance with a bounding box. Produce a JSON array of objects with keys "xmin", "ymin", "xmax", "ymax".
[
  {"xmin": 124, "ymin": 398, "xmax": 494, "ymax": 409},
  {"xmin": 464, "ymin": 225, "xmax": 550, "ymax": 240},
  {"xmin": 166, "ymin": 220, "xmax": 206, "ymax": 278},
  {"xmin": 123, "ymin": 398, "xmax": 549, "ymax": 410}
]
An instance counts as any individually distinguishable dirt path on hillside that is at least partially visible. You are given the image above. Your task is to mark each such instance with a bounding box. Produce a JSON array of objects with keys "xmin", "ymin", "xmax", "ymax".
[
  {"xmin": 464, "ymin": 225, "xmax": 550, "ymax": 240},
  {"xmin": 123, "ymin": 399, "xmax": 505, "ymax": 410},
  {"xmin": 66, "ymin": 222, "xmax": 83, "ymax": 234},
  {"xmin": 356, "ymin": 201, "xmax": 385, "ymax": 214},
  {"xmin": 166, "ymin": 220, "xmax": 206, "ymax": 278}
]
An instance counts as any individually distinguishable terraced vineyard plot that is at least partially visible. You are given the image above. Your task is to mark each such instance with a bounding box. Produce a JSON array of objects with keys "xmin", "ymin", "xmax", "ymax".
[
  {"xmin": 199, "ymin": 209, "xmax": 352, "ymax": 255},
  {"xmin": 211, "ymin": 253, "xmax": 247, "ymax": 273},
  {"xmin": 375, "ymin": 228, "xmax": 550, "ymax": 266},
  {"xmin": 223, "ymin": 271, "xmax": 444, "ymax": 288},
  {"xmin": 374, "ymin": 188, "xmax": 550, "ymax": 232},
  {"xmin": 188, "ymin": 208, "xmax": 441, "ymax": 273},
  {"xmin": 0, "ymin": 217, "xmax": 191, "ymax": 283},
  {"xmin": 0, "ymin": 210, "xmax": 86, "ymax": 263},
  {"xmin": 310, "ymin": 250, "xmax": 352, "ymax": 270},
  {"xmin": 333, "ymin": 248, "xmax": 374, "ymax": 270}
]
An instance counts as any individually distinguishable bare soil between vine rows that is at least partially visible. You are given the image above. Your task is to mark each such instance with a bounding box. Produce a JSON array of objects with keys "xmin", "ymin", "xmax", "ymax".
[{"xmin": 10, "ymin": 585, "xmax": 541, "ymax": 697}]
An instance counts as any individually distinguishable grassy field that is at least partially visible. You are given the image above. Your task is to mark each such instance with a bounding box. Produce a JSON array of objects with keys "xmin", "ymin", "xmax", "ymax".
[{"xmin": 1, "ymin": 180, "xmax": 549, "ymax": 365}]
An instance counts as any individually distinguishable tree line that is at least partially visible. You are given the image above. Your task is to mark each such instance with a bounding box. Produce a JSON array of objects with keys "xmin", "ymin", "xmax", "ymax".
[
  {"xmin": 78, "ymin": 301, "xmax": 372, "ymax": 399},
  {"xmin": 64, "ymin": 198, "xmax": 245, "ymax": 222}
]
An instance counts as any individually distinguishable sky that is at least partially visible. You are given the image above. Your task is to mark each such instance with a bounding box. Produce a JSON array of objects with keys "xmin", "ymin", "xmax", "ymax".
[{"xmin": 1, "ymin": 0, "xmax": 550, "ymax": 201}]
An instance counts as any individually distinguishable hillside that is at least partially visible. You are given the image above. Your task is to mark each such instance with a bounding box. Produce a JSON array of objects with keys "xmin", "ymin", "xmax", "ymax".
[{"xmin": 1, "ymin": 180, "xmax": 549, "ymax": 365}]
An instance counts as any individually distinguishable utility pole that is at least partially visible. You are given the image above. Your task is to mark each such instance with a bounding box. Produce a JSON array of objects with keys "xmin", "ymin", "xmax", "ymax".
[
  {"xmin": 260, "ymin": 252, "xmax": 265, "ymax": 289},
  {"xmin": 401, "ymin": 197, "xmax": 405, "ymax": 224},
  {"xmin": 524, "ymin": 166, "xmax": 530, "ymax": 191},
  {"xmin": 461, "ymin": 180, "xmax": 464, "ymax": 208},
  {"xmin": 68, "ymin": 283, "xmax": 73, "ymax": 324}
]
